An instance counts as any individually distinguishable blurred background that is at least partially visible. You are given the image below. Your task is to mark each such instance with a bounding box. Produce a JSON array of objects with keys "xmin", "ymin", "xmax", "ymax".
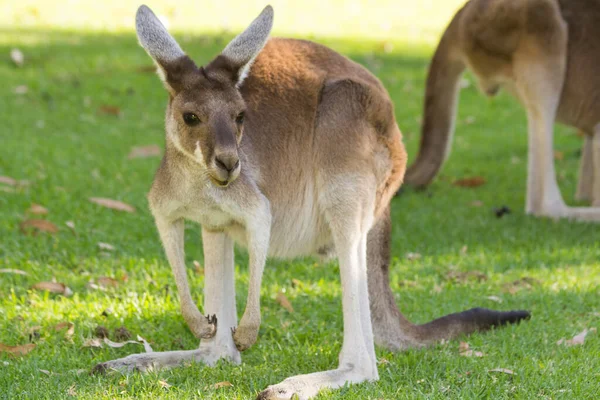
[{"xmin": 2, "ymin": 0, "xmax": 465, "ymax": 42}]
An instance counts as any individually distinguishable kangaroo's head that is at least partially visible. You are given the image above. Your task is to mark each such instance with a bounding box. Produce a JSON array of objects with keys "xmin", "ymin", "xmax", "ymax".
[{"xmin": 135, "ymin": 5, "xmax": 273, "ymax": 187}]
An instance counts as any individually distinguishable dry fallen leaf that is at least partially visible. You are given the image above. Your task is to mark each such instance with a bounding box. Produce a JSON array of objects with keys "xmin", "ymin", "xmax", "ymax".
[
  {"xmin": 0, "ymin": 176, "xmax": 29, "ymax": 186},
  {"xmin": 0, "ymin": 176, "xmax": 17, "ymax": 185},
  {"xmin": 406, "ymin": 252, "xmax": 422, "ymax": 261},
  {"xmin": 82, "ymin": 338, "xmax": 103, "ymax": 348},
  {"xmin": 128, "ymin": 145, "xmax": 161, "ymax": 159},
  {"xmin": 20, "ymin": 219, "xmax": 58, "ymax": 235},
  {"xmin": 459, "ymin": 342, "xmax": 484, "ymax": 357},
  {"xmin": 53, "ymin": 322, "xmax": 75, "ymax": 341},
  {"xmin": 32, "ymin": 282, "xmax": 72, "ymax": 296},
  {"xmin": 136, "ymin": 65, "xmax": 157, "ymax": 73},
  {"xmin": 39, "ymin": 369, "xmax": 51, "ymax": 376},
  {"xmin": 469, "ymin": 200, "xmax": 484, "ymax": 207},
  {"xmin": 453, "ymin": 176, "xmax": 486, "ymax": 188},
  {"xmin": 0, "ymin": 343, "xmax": 36, "ymax": 356},
  {"xmin": 0, "ymin": 269, "xmax": 28, "ymax": 276},
  {"xmin": 557, "ymin": 328, "xmax": 596, "ymax": 346},
  {"xmin": 67, "ymin": 385, "xmax": 77, "ymax": 397},
  {"xmin": 276, "ymin": 292, "xmax": 294, "ymax": 313},
  {"xmin": 489, "ymin": 368, "xmax": 515, "ymax": 375},
  {"xmin": 98, "ymin": 105, "xmax": 121, "ymax": 116},
  {"xmin": 212, "ymin": 381, "xmax": 233, "ymax": 389},
  {"xmin": 27, "ymin": 204, "xmax": 48, "ymax": 215},
  {"xmin": 89, "ymin": 197, "xmax": 135, "ymax": 213},
  {"xmin": 96, "ymin": 276, "xmax": 119, "ymax": 288}
]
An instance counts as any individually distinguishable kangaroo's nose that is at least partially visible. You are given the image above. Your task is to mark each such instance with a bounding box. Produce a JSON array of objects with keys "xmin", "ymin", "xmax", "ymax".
[{"xmin": 214, "ymin": 153, "xmax": 240, "ymax": 172}]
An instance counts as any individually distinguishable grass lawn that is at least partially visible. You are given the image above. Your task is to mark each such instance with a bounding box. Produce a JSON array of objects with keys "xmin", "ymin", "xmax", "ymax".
[{"xmin": 1, "ymin": 4, "xmax": 599, "ymax": 399}]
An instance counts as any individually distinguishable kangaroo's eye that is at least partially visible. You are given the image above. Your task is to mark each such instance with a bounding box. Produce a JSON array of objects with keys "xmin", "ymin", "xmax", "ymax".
[
  {"xmin": 235, "ymin": 112, "xmax": 245, "ymax": 125},
  {"xmin": 183, "ymin": 113, "xmax": 200, "ymax": 126}
]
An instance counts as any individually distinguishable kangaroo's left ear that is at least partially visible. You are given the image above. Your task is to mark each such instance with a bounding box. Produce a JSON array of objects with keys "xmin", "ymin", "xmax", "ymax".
[{"xmin": 220, "ymin": 5, "xmax": 274, "ymax": 86}]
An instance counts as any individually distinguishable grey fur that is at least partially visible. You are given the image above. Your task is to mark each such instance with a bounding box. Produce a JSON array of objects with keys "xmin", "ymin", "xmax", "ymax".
[
  {"xmin": 222, "ymin": 5, "xmax": 274, "ymax": 84},
  {"xmin": 135, "ymin": 5, "xmax": 184, "ymax": 63}
]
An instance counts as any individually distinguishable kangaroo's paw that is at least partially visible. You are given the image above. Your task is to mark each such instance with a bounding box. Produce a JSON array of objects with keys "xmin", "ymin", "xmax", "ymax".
[
  {"xmin": 232, "ymin": 323, "xmax": 259, "ymax": 351},
  {"xmin": 184, "ymin": 309, "xmax": 217, "ymax": 339}
]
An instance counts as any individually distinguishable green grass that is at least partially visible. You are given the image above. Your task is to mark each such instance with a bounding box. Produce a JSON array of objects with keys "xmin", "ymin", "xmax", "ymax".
[{"xmin": 1, "ymin": 13, "xmax": 600, "ymax": 400}]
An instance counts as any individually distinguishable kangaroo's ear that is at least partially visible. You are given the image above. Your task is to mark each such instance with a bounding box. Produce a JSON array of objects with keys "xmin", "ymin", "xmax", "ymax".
[
  {"xmin": 135, "ymin": 5, "xmax": 196, "ymax": 94},
  {"xmin": 220, "ymin": 5, "xmax": 274, "ymax": 86}
]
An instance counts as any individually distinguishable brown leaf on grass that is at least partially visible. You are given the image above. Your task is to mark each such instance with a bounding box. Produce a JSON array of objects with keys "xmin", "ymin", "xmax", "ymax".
[
  {"xmin": 0, "ymin": 176, "xmax": 29, "ymax": 186},
  {"xmin": 65, "ymin": 221, "xmax": 76, "ymax": 234},
  {"xmin": 136, "ymin": 65, "xmax": 157, "ymax": 73},
  {"xmin": 53, "ymin": 322, "xmax": 75, "ymax": 340},
  {"xmin": 39, "ymin": 369, "xmax": 51, "ymax": 376},
  {"xmin": 557, "ymin": 328, "xmax": 597, "ymax": 346},
  {"xmin": 89, "ymin": 197, "xmax": 135, "ymax": 213},
  {"xmin": 20, "ymin": 219, "xmax": 58, "ymax": 235},
  {"xmin": 128, "ymin": 145, "xmax": 161, "ymax": 159},
  {"xmin": 82, "ymin": 338, "xmax": 103, "ymax": 348},
  {"xmin": 446, "ymin": 270, "xmax": 487, "ymax": 284},
  {"xmin": 432, "ymin": 284, "xmax": 443, "ymax": 294},
  {"xmin": 489, "ymin": 368, "xmax": 515, "ymax": 375},
  {"xmin": 32, "ymin": 282, "xmax": 72, "ymax": 296},
  {"xmin": 0, "ymin": 343, "xmax": 36, "ymax": 356},
  {"xmin": 459, "ymin": 341, "xmax": 484, "ymax": 357},
  {"xmin": 96, "ymin": 276, "xmax": 119, "ymax": 288},
  {"xmin": 67, "ymin": 385, "xmax": 77, "ymax": 397},
  {"xmin": 469, "ymin": 200, "xmax": 484, "ymax": 207},
  {"xmin": 276, "ymin": 292, "xmax": 294, "ymax": 313},
  {"xmin": 212, "ymin": 381, "xmax": 233, "ymax": 389},
  {"xmin": 0, "ymin": 269, "xmax": 28, "ymax": 276},
  {"xmin": 98, "ymin": 105, "xmax": 121, "ymax": 116},
  {"xmin": 453, "ymin": 176, "xmax": 486, "ymax": 188},
  {"xmin": 27, "ymin": 204, "xmax": 48, "ymax": 215}
]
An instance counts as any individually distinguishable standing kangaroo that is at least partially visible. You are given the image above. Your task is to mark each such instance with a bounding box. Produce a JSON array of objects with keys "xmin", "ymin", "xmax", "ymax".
[
  {"xmin": 94, "ymin": 5, "xmax": 529, "ymax": 399},
  {"xmin": 405, "ymin": 0, "xmax": 600, "ymax": 222}
]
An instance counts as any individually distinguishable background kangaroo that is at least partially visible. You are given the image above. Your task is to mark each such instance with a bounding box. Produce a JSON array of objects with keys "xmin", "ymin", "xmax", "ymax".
[
  {"xmin": 405, "ymin": 0, "xmax": 600, "ymax": 222},
  {"xmin": 94, "ymin": 5, "xmax": 530, "ymax": 399}
]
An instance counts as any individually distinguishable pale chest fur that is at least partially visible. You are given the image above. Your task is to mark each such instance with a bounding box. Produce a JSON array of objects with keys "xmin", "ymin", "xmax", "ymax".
[{"xmin": 154, "ymin": 173, "xmax": 333, "ymax": 260}]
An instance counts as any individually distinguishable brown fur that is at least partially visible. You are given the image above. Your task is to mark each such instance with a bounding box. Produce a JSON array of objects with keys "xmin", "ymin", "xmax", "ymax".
[{"xmin": 405, "ymin": 0, "xmax": 600, "ymax": 217}]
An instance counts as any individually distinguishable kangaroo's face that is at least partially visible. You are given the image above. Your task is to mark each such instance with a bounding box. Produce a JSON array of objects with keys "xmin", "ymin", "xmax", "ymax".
[
  {"xmin": 135, "ymin": 5, "xmax": 273, "ymax": 187},
  {"xmin": 164, "ymin": 58, "xmax": 246, "ymax": 186}
]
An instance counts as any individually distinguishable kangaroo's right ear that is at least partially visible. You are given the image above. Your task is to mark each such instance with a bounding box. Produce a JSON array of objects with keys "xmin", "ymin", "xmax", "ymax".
[{"xmin": 135, "ymin": 5, "xmax": 196, "ymax": 94}]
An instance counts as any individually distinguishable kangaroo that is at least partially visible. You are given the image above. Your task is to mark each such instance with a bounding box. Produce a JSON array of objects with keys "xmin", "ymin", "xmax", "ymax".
[
  {"xmin": 93, "ymin": 5, "xmax": 530, "ymax": 399},
  {"xmin": 405, "ymin": 0, "xmax": 600, "ymax": 222}
]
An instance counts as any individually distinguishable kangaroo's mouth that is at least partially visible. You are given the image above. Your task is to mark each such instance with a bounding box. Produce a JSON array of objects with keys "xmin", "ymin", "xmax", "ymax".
[{"xmin": 209, "ymin": 175, "xmax": 230, "ymax": 187}]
